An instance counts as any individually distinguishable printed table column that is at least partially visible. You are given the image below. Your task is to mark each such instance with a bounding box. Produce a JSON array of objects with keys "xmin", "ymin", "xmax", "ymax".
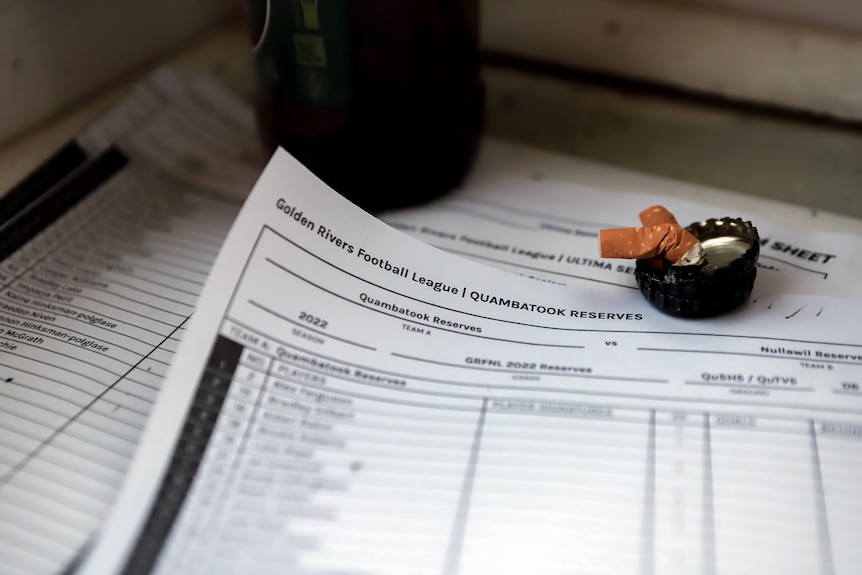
[
  {"xmin": 708, "ymin": 414, "xmax": 823, "ymax": 574},
  {"xmin": 124, "ymin": 335, "xmax": 244, "ymax": 575},
  {"xmin": 262, "ymin": 365, "xmax": 485, "ymax": 575},
  {"xmin": 653, "ymin": 411, "xmax": 710, "ymax": 575},
  {"xmin": 815, "ymin": 420, "xmax": 862, "ymax": 575},
  {"xmin": 154, "ymin": 344, "xmax": 271, "ymax": 574},
  {"xmin": 458, "ymin": 400, "xmax": 652, "ymax": 574}
]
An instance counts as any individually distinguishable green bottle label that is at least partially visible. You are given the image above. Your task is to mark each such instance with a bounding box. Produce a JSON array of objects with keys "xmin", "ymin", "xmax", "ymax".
[{"xmin": 249, "ymin": 0, "xmax": 353, "ymax": 107}]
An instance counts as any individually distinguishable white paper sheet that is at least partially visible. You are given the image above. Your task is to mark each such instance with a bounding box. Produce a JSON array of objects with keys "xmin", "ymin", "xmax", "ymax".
[
  {"xmin": 381, "ymin": 176, "xmax": 862, "ymax": 297},
  {"xmin": 0, "ymin": 74, "xmax": 261, "ymax": 575},
  {"xmin": 81, "ymin": 148, "xmax": 862, "ymax": 575}
]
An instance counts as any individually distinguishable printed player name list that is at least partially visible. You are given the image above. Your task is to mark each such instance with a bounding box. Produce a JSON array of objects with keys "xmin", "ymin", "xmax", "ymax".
[{"xmin": 0, "ymin": 160, "xmax": 239, "ymax": 573}]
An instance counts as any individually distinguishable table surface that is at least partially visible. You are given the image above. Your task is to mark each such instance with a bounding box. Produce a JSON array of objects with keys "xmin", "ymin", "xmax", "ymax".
[{"xmin": 1, "ymin": 19, "xmax": 860, "ymax": 234}]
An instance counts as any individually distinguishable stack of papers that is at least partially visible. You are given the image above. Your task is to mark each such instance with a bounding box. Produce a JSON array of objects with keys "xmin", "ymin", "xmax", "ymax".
[{"xmin": 1, "ymin": 71, "xmax": 860, "ymax": 575}]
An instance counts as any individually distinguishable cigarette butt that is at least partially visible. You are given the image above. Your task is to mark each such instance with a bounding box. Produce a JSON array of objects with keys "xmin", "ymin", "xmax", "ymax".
[
  {"xmin": 600, "ymin": 226, "xmax": 665, "ymax": 259},
  {"xmin": 600, "ymin": 223, "xmax": 701, "ymax": 264},
  {"xmin": 639, "ymin": 205, "xmax": 678, "ymax": 227},
  {"xmin": 664, "ymin": 227, "xmax": 701, "ymax": 263}
]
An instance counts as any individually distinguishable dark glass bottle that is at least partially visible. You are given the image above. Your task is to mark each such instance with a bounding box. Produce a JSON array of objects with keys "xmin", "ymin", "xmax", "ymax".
[{"xmin": 246, "ymin": 0, "xmax": 484, "ymax": 211}]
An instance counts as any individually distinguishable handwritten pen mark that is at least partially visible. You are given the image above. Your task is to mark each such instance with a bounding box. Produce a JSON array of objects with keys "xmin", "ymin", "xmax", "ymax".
[
  {"xmin": 753, "ymin": 295, "xmax": 775, "ymax": 309},
  {"xmin": 786, "ymin": 306, "xmax": 806, "ymax": 319},
  {"xmin": 817, "ymin": 307, "xmax": 823, "ymax": 317}
]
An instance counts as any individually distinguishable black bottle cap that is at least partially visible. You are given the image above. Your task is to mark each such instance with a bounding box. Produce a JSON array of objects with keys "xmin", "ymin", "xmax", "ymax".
[{"xmin": 635, "ymin": 217, "xmax": 760, "ymax": 318}]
